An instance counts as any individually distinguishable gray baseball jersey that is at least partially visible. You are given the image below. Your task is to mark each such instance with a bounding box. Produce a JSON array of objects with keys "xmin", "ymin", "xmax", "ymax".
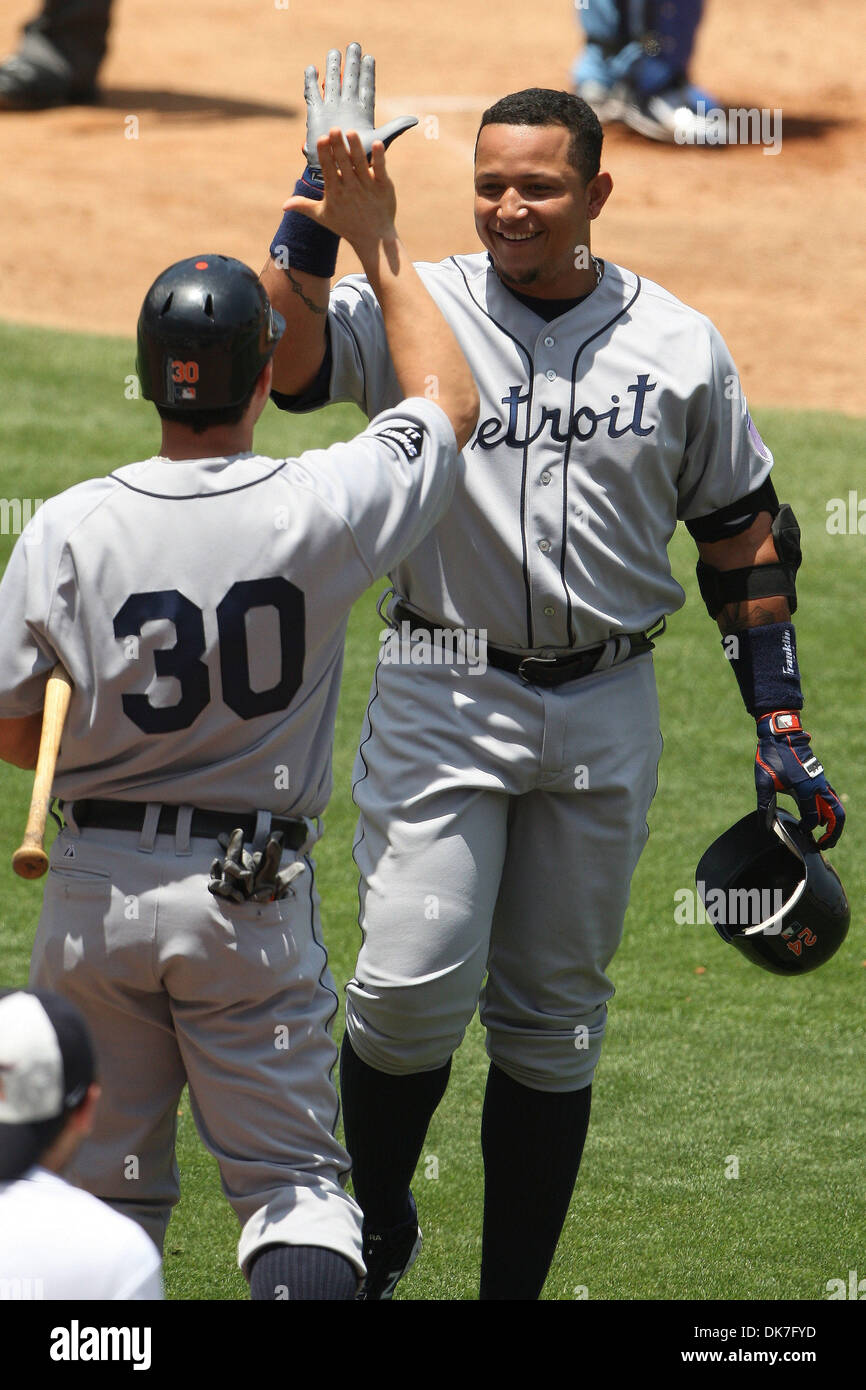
[
  {"xmin": 274, "ymin": 255, "xmax": 773, "ymax": 1092},
  {"xmin": 295, "ymin": 255, "xmax": 772, "ymax": 648},
  {"xmin": 0, "ymin": 396, "xmax": 457, "ymax": 1276},
  {"xmin": 0, "ymin": 399, "xmax": 456, "ymax": 811}
]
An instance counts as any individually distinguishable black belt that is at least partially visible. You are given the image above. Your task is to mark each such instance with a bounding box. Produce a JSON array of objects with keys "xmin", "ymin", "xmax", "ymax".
[
  {"xmin": 391, "ymin": 603, "xmax": 663, "ymax": 688},
  {"xmin": 64, "ymin": 800, "xmax": 309, "ymax": 850}
]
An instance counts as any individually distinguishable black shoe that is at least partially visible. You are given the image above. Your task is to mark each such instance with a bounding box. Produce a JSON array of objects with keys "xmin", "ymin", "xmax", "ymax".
[
  {"xmin": 609, "ymin": 79, "xmax": 724, "ymax": 145},
  {"xmin": 0, "ymin": 54, "xmax": 97, "ymax": 110},
  {"xmin": 356, "ymin": 1192, "xmax": 422, "ymax": 1300}
]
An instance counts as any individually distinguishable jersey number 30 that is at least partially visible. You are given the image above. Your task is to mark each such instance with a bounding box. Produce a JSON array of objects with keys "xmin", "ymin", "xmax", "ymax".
[{"xmin": 113, "ymin": 578, "xmax": 304, "ymax": 733}]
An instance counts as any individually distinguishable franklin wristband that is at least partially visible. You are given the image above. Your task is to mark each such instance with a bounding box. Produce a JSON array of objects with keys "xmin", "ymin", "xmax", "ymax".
[
  {"xmin": 726, "ymin": 621, "xmax": 803, "ymax": 718},
  {"xmin": 270, "ymin": 168, "xmax": 339, "ymax": 279}
]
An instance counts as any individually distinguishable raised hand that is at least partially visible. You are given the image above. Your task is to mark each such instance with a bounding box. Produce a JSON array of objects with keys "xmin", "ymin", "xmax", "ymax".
[
  {"xmin": 303, "ymin": 42, "xmax": 417, "ymax": 169},
  {"xmin": 283, "ymin": 129, "xmax": 397, "ymax": 256}
]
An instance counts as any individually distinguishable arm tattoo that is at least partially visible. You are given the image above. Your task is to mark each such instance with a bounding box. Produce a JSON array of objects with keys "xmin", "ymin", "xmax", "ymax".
[
  {"xmin": 281, "ymin": 265, "xmax": 328, "ymax": 316},
  {"xmin": 717, "ymin": 600, "xmax": 790, "ymax": 635}
]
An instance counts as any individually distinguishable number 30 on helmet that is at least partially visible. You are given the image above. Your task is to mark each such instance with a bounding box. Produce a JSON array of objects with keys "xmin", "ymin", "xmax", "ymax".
[
  {"xmin": 696, "ymin": 809, "xmax": 850, "ymax": 975},
  {"xmin": 136, "ymin": 254, "xmax": 285, "ymax": 409}
]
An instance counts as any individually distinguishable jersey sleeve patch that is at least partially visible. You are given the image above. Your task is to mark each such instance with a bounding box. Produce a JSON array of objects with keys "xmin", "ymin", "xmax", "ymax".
[
  {"xmin": 373, "ymin": 422, "xmax": 425, "ymax": 461},
  {"xmin": 747, "ymin": 413, "xmax": 771, "ymax": 461}
]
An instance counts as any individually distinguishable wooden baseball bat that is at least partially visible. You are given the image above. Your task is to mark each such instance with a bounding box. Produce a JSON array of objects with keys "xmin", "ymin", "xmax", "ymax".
[{"xmin": 12, "ymin": 664, "xmax": 73, "ymax": 880}]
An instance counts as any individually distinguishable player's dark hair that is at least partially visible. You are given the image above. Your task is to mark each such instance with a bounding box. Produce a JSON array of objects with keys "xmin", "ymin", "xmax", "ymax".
[
  {"xmin": 476, "ymin": 89, "xmax": 603, "ymax": 184},
  {"xmin": 154, "ymin": 388, "xmax": 256, "ymax": 435}
]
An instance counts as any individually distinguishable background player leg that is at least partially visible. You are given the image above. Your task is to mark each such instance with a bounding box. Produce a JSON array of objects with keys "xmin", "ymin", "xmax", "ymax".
[
  {"xmin": 0, "ymin": 0, "xmax": 112, "ymax": 108},
  {"xmin": 571, "ymin": 0, "xmax": 635, "ymax": 108},
  {"xmin": 572, "ymin": 0, "xmax": 715, "ymax": 142}
]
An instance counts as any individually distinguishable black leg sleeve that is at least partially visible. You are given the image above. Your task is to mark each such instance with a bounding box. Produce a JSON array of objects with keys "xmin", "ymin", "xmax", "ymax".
[
  {"xmin": 480, "ymin": 1063, "xmax": 592, "ymax": 1300},
  {"xmin": 340, "ymin": 1034, "xmax": 451, "ymax": 1228}
]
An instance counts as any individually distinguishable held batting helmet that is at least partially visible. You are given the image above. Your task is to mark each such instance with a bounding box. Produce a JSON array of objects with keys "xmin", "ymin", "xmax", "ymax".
[
  {"xmin": 136, "ymin": 254, "xmax": 286, "ymax": 409},
  {"xmin": 696, "ymin": 809, "xmax": 850, "ymax": 975}
]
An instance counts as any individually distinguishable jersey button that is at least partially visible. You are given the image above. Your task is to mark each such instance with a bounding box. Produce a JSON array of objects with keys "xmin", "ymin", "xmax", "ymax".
[
  {"xmin": 543, "ymin": 335, "xmax": 555, "ymax": 347},
  {"xmin": 540, "ymin": 470, "xmax": 552, "ymax": 485},
  {"xmin": 545, "ymin": 369, "xmax": 556, "ymax": 382},
  {"xmin": 538, "ymin": 538, "xmax": 551, "ymax": 553},
  {"xmin": 543, "ymin": 605, "xmax": 555, "ymax": 616}
]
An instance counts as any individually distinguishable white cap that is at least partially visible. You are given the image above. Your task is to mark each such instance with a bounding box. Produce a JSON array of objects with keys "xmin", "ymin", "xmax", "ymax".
[
  {"xmin": 0, "ymin": 992, "xmax": 65, "ymax": 1123},
  {"xmin": 0, "ymin": 989, "xmax": 94, "ymax": 1180}
]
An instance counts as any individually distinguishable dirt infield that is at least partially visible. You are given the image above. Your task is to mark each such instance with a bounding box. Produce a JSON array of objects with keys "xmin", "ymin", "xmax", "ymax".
[{"xmin": 0, "ymin": 0, "xmax": 863, "ymax": 414}]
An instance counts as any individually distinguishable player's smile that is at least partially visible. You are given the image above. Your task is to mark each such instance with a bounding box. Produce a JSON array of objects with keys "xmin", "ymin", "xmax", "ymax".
[
  {"xmin": 474, "ymin": 123, "xmax": 612, "ymax": 297},
  {"xmin": 492, "ymin": 228, "xmax": 544, "ymax": 252}
]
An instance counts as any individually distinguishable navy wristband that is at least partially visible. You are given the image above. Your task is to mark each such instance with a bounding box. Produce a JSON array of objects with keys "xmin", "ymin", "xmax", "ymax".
[
  {"xmin": 270, "ymin": 169, "xmax": 339, "ymax": 279},
  {"xmin": 726, "ymin": 622, "xmax": 804, "ymax": 717}
]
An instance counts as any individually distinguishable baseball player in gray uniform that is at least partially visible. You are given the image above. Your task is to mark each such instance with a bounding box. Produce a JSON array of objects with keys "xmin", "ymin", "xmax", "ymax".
[
  {"xmin": 263, "ymin": 45, "xmax": 844, "ymax": 1300},
  {"xmin": 0, "ymin": 128, "xmax": 478, "ymax": 1300}
]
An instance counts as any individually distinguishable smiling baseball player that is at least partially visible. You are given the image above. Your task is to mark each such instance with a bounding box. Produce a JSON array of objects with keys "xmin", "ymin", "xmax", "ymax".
[
  {"xmin": 261, "ymin": 45, "xmax": 845, "ymax": 1300},
  {"xmin": 0, "ymin": 129, "xmax": 478, "ymax": 1300}
]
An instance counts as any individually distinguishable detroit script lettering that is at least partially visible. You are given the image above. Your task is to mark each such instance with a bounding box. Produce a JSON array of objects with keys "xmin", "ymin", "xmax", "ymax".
[{"xmin": 472, "ymin": 375, "xmax": 657, "ymax": 450}]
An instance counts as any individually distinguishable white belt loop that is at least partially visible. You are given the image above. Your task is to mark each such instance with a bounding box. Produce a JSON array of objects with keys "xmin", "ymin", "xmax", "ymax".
[
  {"xmin": 376, "ymin": 586, "xmax": 397, "ymax": 627},
  {"xmin": 595, "ymin": 636, "xmax": 633, "ymax": 673},
  {"xmin": 139, "ymin": 803, "xmax": 161, "ymax": 854},
  {"xmin": 298, "ymin": 816, "xmax": 322, "ymax": 855},
  {"xmin": 175, "ymin": 805, "xmax": 193, "ymax": 856},
  {"xmin": 590, "ymin": 638, "xmax": 619, "ymax": 673}
]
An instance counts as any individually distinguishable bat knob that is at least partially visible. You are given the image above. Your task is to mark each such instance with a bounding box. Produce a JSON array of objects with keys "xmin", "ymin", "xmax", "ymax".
[{"xmin": 12, "ymin": 847, "xmax": 49, "ymax": 880}]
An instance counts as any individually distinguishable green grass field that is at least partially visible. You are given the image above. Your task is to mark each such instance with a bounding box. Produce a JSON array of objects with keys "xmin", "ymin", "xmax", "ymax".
[{"xmin": 1, "ymin": 320, "xmax": 863, "ymax": 1302}]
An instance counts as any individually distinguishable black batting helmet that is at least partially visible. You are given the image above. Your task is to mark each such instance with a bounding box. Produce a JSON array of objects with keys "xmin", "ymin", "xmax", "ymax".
[
  {"xmin": 136, "ymin": 254, "xmax": 285, "ymax": 409},
  {"xmin": 696, "ymin": 809, "xmax": 850, "ymax": 975}
]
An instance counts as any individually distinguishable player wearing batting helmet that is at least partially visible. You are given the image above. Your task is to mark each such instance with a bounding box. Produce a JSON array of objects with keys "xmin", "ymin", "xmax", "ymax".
[{"xmin": 0, "ymin": 137, "xmax": 478, "ymax": 1299}]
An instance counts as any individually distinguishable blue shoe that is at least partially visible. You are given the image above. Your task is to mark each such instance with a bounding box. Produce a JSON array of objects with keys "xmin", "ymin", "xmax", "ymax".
[{"xmin": 356, "ymin": 1192, "xmax": 422, "ymax": 1301}]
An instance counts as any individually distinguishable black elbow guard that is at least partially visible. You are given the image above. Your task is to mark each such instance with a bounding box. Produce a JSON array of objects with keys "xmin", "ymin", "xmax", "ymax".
[{"xmin": 696, "ymin": 503, "xmax": 802, "ymax": 618}]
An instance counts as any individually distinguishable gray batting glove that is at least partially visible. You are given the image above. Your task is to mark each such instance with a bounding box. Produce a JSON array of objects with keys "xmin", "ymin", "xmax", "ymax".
[
  {"xmin": 209, "ymin": 828, "xmax": 254, "ymax": 903},
  {"xmin": 247, "ymin": 833, "xmax": 307, "ymax": 902},
  {"xmin": 303, "ymin": 41, "xmax": 418, "ymax": 170},
  {"xmin": 209, "ymin": 829, "xmax": 307, "ymax": 903}
]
